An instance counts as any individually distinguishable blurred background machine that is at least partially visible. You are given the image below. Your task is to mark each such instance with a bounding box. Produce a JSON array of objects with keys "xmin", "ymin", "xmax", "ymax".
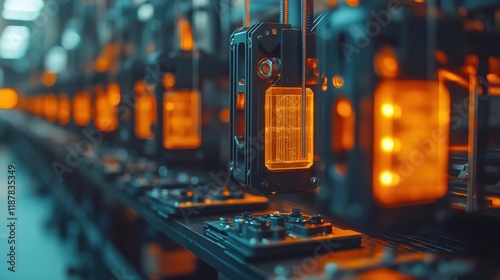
[{"xmin": 0, "ymin": 0, "xmax": 499, "ymax": 279}]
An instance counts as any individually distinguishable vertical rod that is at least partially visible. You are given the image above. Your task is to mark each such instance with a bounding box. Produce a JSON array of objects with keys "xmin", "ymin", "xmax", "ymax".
[
  {"xmin": 306, "ymin": 0, "xmax": 313, "ymax": 31},
  {"xmin": 301, "ymin": 0, "xmax": 307, "ymax": 157},
  {"xmin": 280, "ymin": 0, "xmax": 289, "ymax": 24},
  {"xmin": 466, "ymin": 73, "xmax": 478, "ymax": 212},
  {"xmin": 244, "ymin": 0, "xmax": 250, "ymax": 27}
]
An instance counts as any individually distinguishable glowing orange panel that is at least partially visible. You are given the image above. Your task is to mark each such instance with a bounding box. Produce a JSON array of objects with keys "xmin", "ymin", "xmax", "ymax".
[
  {"xmin": 0, "ymin": 88, "xmax": 18, "ymax": 109},
  {"xmin": 163, "ymin": 90, "xmax": 201, "ymax": 149},
  {"xmin": 44, "ymin": 94, "xmax": 58, "ymax": 122},
  {"xmin": 264, "ymin": 87, "xmax": 314, "ymax": 170},
  {"xmin": 373, "ymin": 80, "xmax": 449, "ymax": 207},
  {"xmin": 95, "ymin": 85, "xmax": 118, "ymax": 132},
  {"xmin": 134, "ymin": 82, "xmax": 157, "ymax": 139},
  {"xmin": 108, "ymin": 83, "xmax": 121, "ymax": 106},
  {"xmin": 332, "ymin": 98, "xmax": 355, "ymax": 152},
  {"xmin": 73, "ymin": 92, "xmax": 92, "ymax": 126},
  {"xmin": 177, "ymin": 18, "xmax": 194, "ymax": 51},
  {"xmin": 487, "ymin": 73, "xmax": 500, "ymax": 95},
  {"xmin": 58, "ymin": 94, "xmax": 71, "ymax": 125},
  {"xmin": 34, "ymin": 96, "xmax": 44, "ymax": 116}
]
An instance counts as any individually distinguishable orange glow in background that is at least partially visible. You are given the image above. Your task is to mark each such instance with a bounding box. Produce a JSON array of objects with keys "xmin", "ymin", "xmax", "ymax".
[
  {"xmin": 58, "ymin": 94, "xmax": 71, "ymax": 125},
  {"xmin": 43, "ymin": 94, "xmax": 58, "ymax": 122},
  {"xmin": 177, "ymin": 18, "xmax": 194, "ymax": 51},
  {"xmin": 34, "ymin": 96, "xmax": 44, "ymax": 116},
  {"xmin": 373, "ymin": 80, "xmax": 449, "ymax": 206},
  {"xmin": 42, "ymin": 71, "xmax": 57, "ymax": 87},
  {"xmin": 108, "ymin": 83, "xmax": 121, "ymax": 106},
  {"xmin": 163, "ymin": 90, "xmax": 201, "ymax": 149},
  {"xmin": 219, "ymin": 108, "xmax": 230, "ymax": 123},
  {"xmin": 95, "ymin": 85, "xmax": 118, "ymax": 132},
  {"xmin": 73, "ymin": 91, "xmax": 92, "ymax": 126},
  {"xmin": 134, "ymin": 81, "xmax": 157, "ymax": 139},
  {"xmin": 332, "ymin": 98, "xmax": 355, "ymax": 152},
  {"xmin": 0, "ymin": 88, "xmax": 19, "ymax": 109},
  {"xmin": 94, "ymin": 44, "xmax": 119, "ymax": 72},
  {"xmin": 374, "ymin": 47, "xmax": 399, "ymax": 79}
]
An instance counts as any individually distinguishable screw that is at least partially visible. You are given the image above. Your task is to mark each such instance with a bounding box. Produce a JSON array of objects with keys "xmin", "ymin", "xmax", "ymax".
[
  {"xmin": 261, "ymin": 180, "xmax": 269, "ymax": 188},
  {"xmin": 257, "ymin": 58, "xmax": 281, "ymax": 79}
]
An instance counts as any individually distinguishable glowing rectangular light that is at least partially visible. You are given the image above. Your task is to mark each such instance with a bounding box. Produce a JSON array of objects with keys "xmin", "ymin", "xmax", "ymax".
[
  {"xmin": 73, "ymin": 92, "xmax": 92, "ymax": 126},
  {"xmin": 373, "ymin": 80, "xmax": 450, "ymax": 206},
  {"xmin": 163, "ymin": 90, "xmax": 201, "ymax": 149},
  {"xmin": 2, "ymin": 0, "xmax": 44, "ymax": 21},
  {"xmin": 95, "ymin": 86, "xmax": 118, "ymax": 132},
  {"xmin": 264, "ymin": 87, "xmax": 314, "ymax": 170},
  {"xmin": 0, "ymin": 25, "xmax": 30, "ymax": 59},
  {"xmin": 134, "ymin": 82, "xmax": 157, "ymax": 139},
  {"xmin": 58, "ymin": 94, "xmax": 71, "ymax": 125}
]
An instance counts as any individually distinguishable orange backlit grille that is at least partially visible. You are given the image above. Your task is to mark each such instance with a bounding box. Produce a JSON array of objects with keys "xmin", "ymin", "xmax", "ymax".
[
  {"xmin": 264, "ymin": 87, "xmax": 314, "ymax": 170},
  {"xmin": 373, "ymin": 80, "xmax": 449, "ymax": 206},
  {"xmin": 163, "ymin": 90, "xmax": 201, "ymax": 149}
]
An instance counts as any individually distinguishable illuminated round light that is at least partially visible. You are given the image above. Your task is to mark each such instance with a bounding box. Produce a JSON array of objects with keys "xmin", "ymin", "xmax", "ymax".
[
  {"xmin": 332, "ymin": 76, "xmax": 344, "ymax": 88},
  {"xmin": 166, "ymin": 102, "xmax": 174, "ymax": 111},
  {"xmin": 45, "ymin": 46, "xmax": 68, "ymax": 73},
  {"xmin": 381, "ymin": 137, "xmax": 395, "ymax": 152},
  {"xmin": 380, "ymin": 171, "xmax": 394, "ymax": 186},
  {"xmin": 137, "ymin": 3, "xmax": 154, "ymax": 22},
  {"xmin": 336, "ymin": 99, "xmax": 352, "ymax": 117},
  {"xmin": 381, "ymin": 103, "xmax": 394, "ymax": 117}
]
